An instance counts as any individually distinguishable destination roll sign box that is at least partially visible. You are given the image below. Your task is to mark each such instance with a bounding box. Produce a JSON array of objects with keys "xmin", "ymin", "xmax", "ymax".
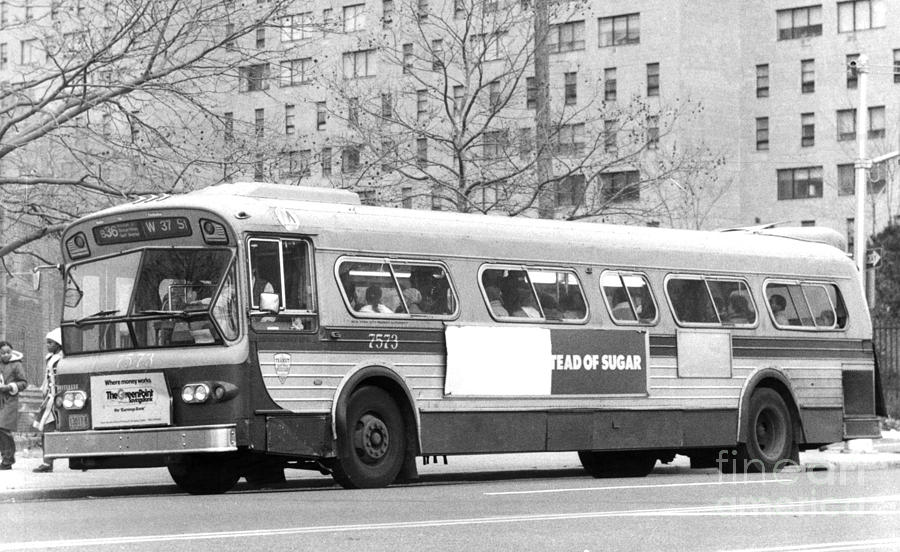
[{"xmin": 93, "ymin": 217, "xmax": 192, "ymax": 245}]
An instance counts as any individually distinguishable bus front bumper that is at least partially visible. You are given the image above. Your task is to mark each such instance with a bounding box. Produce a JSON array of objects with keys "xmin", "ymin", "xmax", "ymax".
[{"xmin": 44, "ymin": 424, "xmax": 238, "ymax": 459}]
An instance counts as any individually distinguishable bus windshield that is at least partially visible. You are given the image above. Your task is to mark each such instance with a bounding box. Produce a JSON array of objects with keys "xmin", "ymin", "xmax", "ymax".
[{"xmin": 62, "ymin": 248, "xmax": 238, "ymax": 354}]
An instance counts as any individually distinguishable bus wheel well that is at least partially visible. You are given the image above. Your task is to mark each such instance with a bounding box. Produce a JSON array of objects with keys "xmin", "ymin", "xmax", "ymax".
[
  {"xmin": 748, "ymin": 378, "xmax": 805, "ymax": 447},
  {"xmin": 343, "ymin": 375, "xmax": 420, "ymax": 481}
]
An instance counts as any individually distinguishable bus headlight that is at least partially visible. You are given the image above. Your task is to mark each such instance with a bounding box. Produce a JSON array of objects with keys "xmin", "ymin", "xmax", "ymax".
[
  {"xmin": 181, "ymin": 383, "xmax": 211, "ymax": 404},
  {"xmin": 60, "ymin": 390, "xmax": 87, "ymax": 410}
]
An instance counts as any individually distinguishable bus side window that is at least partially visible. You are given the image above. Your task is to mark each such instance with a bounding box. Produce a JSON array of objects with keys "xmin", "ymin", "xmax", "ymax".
[
  {"xmin": 707, "ymin": 280, "xmax": 756, "ymax": 325},
  {"xmin": 392, "ymin": 262, "xmax": 457, "ymax": 316},
  {"xmin": 803, "ymin": 284, "xmax": 841, "ymax": 329},
  {"xmin": 666, "ymin": 278, "xmax": 718, "ymax": 324},
  {"xmin": 600, "ymin": 271, "xmax": 656, "ymax": 325},
  {"xmin": 527, "ymin": 269, "xmax": 587, "ymax": 322}
]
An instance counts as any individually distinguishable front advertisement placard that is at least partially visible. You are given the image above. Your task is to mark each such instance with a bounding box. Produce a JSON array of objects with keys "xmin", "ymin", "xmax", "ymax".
[{"xmin": 90, "ymin": 372, "xmax": 171, "ymax": 428}]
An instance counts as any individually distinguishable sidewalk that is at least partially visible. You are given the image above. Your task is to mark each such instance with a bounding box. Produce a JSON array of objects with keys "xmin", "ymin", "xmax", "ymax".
[{"xmin": 2, "ymin": 431, "xmax": 899, "ymax": 494}]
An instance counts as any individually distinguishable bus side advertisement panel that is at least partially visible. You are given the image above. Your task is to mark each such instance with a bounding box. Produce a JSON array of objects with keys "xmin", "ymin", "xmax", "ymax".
[{"xmin": 550, "ymin": 330, "xmax": 648, "ymax": 395}]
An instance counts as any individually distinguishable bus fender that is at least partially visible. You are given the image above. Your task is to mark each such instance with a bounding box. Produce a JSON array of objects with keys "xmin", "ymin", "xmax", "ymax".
[
  {"xmin": 330, "ymin": 361, "xmax": 422, "ymax": 453},
  {"xmin": 736, "ymin": 367, "xmax": 806, "ymax": 445}
]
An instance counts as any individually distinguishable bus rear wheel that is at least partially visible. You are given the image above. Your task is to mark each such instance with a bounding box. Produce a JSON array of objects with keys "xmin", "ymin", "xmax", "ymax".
[
  {"xmin": 720, "ymin": 388, "xmax": 795, "ymax": 473},
  {"xmin": 167, "ymin": 453, "xmax": 240, "ymax": 495},
  {"xmin": 577, "ymin": 450, "xmax": 657, "ymax": 478},
  {"xmin": 331, "ymin": 386, "xmax": 406, "ymax": 489}
]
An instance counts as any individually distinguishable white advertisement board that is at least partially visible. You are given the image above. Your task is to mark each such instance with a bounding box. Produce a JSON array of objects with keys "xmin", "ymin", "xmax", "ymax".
[{"xmin": 90, "ymin": 372, "xmax": 171, "ymax": 428}]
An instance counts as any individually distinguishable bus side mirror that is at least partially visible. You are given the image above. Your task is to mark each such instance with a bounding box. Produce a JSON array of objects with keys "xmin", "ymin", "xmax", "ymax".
[
  {"xmin": 64, "ymin": 287, "xmax": 83, "ymax": 308},
  {"xmin": 258, "ymin": 292, "xmax": 280, "ymax": 314},
  {"xmin": 32, "ymin": 264, "xmax": 61, "ymax": 292}
]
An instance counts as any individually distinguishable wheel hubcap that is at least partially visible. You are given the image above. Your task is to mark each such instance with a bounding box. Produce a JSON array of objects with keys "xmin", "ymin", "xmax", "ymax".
[
  {"xmin": 756, "ymin": 408, "xmax": 784, "ymax": 457},
  {"xmin": 355, "ymin": 414, "xmax": 390, "ymax": 462}
]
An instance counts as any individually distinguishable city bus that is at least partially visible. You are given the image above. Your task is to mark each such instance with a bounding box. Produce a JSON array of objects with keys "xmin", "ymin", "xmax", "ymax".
[{"xmin": 45, "ymin": 182, "xmax": 881, "ymax": 494}]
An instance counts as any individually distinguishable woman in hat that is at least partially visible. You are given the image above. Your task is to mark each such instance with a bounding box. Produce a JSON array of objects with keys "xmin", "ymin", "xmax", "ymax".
[
  {"xmin": 33, "ymin": 328, "xmax": 63, "ymax": 473},
  {"xmin": 0, "ymin": 340, "xmax": 27, "ymax": 470}
]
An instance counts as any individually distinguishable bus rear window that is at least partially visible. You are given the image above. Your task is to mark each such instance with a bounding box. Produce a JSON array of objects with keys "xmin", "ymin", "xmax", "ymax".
[
  {"xmin": 765, "ymin": 281, "xmax": 847, "ymax": 330},
  {"xmin": 666, "ymin": 276, "xmax": 756, "ymax": 327}
]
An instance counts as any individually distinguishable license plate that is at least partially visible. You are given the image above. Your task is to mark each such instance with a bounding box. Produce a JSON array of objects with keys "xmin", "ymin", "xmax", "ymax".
[{"xmin": 68, "ymin": 414, "xmax": 90, "ymax": 430}]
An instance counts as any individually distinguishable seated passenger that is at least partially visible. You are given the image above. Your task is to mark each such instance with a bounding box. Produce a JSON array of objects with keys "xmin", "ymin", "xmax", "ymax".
[
  {"xmin": 485, "ymin": 286, "xmax": 509, "ymax": 317},
  {"xmin": 609, "ymin": 289, "xmax": 635, "ymax": 321},
  {"xmin": 538, "ymin": 293, "xmax": 562, "ymax": 320},
  {"xmin": 561, "ymin": 293, "xmax": 587, "ymax": 320},
  {"xmin": 400, "ymin": 287, "xmax": 423, "ymax": 314},
  {"xmin": 768, "ymin": 294, "xmax": 789, "ymax": 325},
  {"xmin": 358, "ymin": 285, "xmax": 393, "ymax": 314},
  {"xmin": 817, "ymin": 309, "xmax": 836, "ymax": 327},
  {"xmin": 724, "ymin": 294, "xmax": 753, "ymax": 324}
]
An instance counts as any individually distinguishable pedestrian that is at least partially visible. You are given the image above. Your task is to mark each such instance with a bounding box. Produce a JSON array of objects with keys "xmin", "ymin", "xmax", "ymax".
[
  {"xmin": 0, "ymin": 340, "xmax": 28, "ymax": 470},
  {"xmin": 33, "ymin": 328, "xmax": 63, "ymax": 473}
]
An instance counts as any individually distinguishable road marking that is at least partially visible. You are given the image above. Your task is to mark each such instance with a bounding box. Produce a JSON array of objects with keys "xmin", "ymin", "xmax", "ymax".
[
  {"xmin": 2, "ymin": 496, "xmax": 899, "ymax": 550},
  {"xmin": 721, "ymin": 537, "xmax": 900, "ymax": 551},
  {"xmin": 484, "ymin": 478, "xmax": 795, "ymax": 495}
]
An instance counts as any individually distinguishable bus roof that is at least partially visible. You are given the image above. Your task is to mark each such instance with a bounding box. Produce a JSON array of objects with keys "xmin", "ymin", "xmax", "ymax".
[{"xmin": 68, "ymin": 183, "xmax": 856, "ymax": 279}]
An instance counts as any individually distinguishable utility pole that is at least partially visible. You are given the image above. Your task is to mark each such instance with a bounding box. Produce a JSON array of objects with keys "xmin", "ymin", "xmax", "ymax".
[
  {"xmin": 854, "ymin": 55, "xmax": 869, "ymax": 296},
  {"xmin": 533, "ymin": 0, "xmax": 552, "ymax": 218}
]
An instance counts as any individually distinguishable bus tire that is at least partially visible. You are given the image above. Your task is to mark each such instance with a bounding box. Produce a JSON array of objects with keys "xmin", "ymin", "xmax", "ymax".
[
  {"xmin": 577, "ymin": 450, "xmax": 657, "ymax": 478},
  {"xmin": 721, "ymin": 388, "xmax": 795, "ymax": 474},
  {"xmin": 331, "ymin": 385, "xmax": 406, "ymax": 489},
  {"xmin": 167, "ymin": 454, "xmax": 240, "ymax": 495}
]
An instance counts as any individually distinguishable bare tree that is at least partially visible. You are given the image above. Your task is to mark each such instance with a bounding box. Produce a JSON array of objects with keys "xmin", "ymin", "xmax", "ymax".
[
  {"xmin": 314, "ymin": 0, "xmax": 724, "ymax": 220},
  {"xmin": 0, "ymin": 0, "xmax": 293, "ymax": 259}
]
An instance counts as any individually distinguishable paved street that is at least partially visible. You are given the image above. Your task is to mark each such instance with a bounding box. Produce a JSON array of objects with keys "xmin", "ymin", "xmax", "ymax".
[{"xmin": 2, "ymin": 437, "xmax": 900, "ymax": 552}]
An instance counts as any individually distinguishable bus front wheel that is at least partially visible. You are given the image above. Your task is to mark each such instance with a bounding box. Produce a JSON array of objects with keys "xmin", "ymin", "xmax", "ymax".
[
  {"xmin": 167, "ymin": 453, "xmax": 240, "ymax": 495},
  {"xmin": 721, "ymin": 388, "xmax": 796, "ymax": 473},
  {"xmin": 577, "ymin": 450, "xmax": 657, "ymax": 478},
  {"xmin": 331, "ymin": 386, "xmax": 407, "ymax": 489}
]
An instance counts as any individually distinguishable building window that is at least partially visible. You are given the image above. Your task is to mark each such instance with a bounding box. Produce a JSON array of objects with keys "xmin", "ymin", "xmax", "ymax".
[
  {"xmin": 348, "ymin": 98, "xmax": 359, "ymax": 125},
  {"xmin": 256, "ymin": 27, "xmax": 265, "ymax": 48},
  {"xmin": 837, "ymin": 109, "xmax": 855, "ymax": 141},
  {"xmin": 382, "ymin": 0, "xmax": 393, "ymax": 27},
  {"xmin": 894, "ymin": 49, "xmax": 900, "ymax": 84},
  {"xmin": 401, "ymin": 187, "xmax": 412, "ymax": 209},
  {"xmin": 223, "ymin": 111, "xmax": 233, "ymax": 142},
  {"xmin": 254, "ymin": 154, "xmax": 264, "ymax": 180},
  {"xmin": 549, "ymin": 21, "xmax": 585, "ymax": 53},
  {"xmin": 604, "ymin": 119, "xmax": 617, "ymax": 152},
  {"xmin": 417, "ymin": 0, "xmax": 429, "ymax": 20},
  {"xmin": 647, "ymin": 115, "xmax": 659, "ymax": 148},
  {"xmin": 240, "ymin": 63, "xmax": 270, "ymax": 92},
  {"xmin": 483, "ymin": 130, "xmax": 508, "ymax": 158},
  {"xmin": 225, "ymin": 23, "xmax": 236, "ymax": 51},
  {"xmin": 254, "ymin": 108, "xmax": 265, "ymax": 138},
  {"xmin": 526, "ymin": 77, "xmax": 536, "ymax": 109},
  {"xmin": 801, "ymin": 220, "xmax": 816, "ymax": 227},
  {"xmin": 869, "ymin": 105, "xmax": 885, "ymax": 139},
  {"xmin": 801, "ymin": 59, "xmax": 815, "ymax": 93},
  {"xmin": 343, "ymin": 49, "xmax": 376, "ymax": 78},
  {"xmin": 316, "ymin": 102, "xmax": 326, "ymax": 130},
  {"xmin": 283, "ymin": 57, "xmax": 313, "ymax": 86},
  {"xmin": 343, "ymin": 147, "xmax": 361, "ymax": 173},
  {"xmin": 776, "ymin": 5, "xmax": 823, "ymax": 39},
  {"xmin": 756, "ymin": 117, "xmax": 769, "ymax": 151},
  {"xmin": 381, "ymin": 92, "xmax": 392, "ymax": 119},
  {"xmin": 321, "ymin": 147, "xmax": 332, "ymax": 175},
  {"xmin": 0, "ymin": 43, "xmax": 6, "ymax": 71},
  {"xmin": 837, "ymin": 0, "xmax": 885, "ymax": 32},
  {"xmin": 838, "ymin": 163, "xmax": 855, "ymax": 195},
  {"xmin": 431, "ymin": 39, "xmax": 443, "ymax": 71},
  {"xmin": 0, "ymin": 2, "xmax": 6, "ymax": 26},
  {"xmin": 281, "ymin": 150, "xmax": 311, "ymax": 178},
  {"xmin": 402, "ymin": 43, "xmax": 413, "ymax": 74},
  {"xmin": 801, "ymin": 112, "xmax": 815, "ymax": 147},
  {"xmin": 285, "ymin": 104, "xmax": 295, "ymax": 135},
  {"xmin": 604, "ymin": 67, "xmax": 616, "ymax": 101},
  {"xmin": 343, "ymin": 4, "xmax": 366, "ymax": 32},
  {"xmin": 416, "ymin": 137, "xmax": 428, "ymax": 167},
  {"xmin": 564, "ymin": 72, "xmax": 577, "ymax": 105},
  {"xmin": 453, "ymin": 85, "xmax": 464, "ymax": 116},
  {"xmin": 555, "ymin": 174, "xmax": 586, "ymax": 207},
  {"xmin": 281, "ymin": 12, "xmax": 313, "ymax": 42},
  {"xmin": 417, "ymin": 89, "xmax": 427, "ymax": 120},
  {"xmin": 601, "ymin": 171, "xmax": 640, "ymax": 202},
  {"xmin": 598, "ymin": 12, "xmax": 640, "ymax": 47},
  {"xmin": 489, "ymin": 80, "xmax": 501, "ymax": 110},
  {"xmin": 24, "ymin": 0, "xmax": 32, "ymax": 20},
  {"xmin": 646, "ymin": 62, "xmax": 659, "ymax": 97},
  {"xmin": 359, "ymin": 189, "xmax": 377, "ymax": 206},
  {"xmin": 846, "ymin": 218, "xmax": 855, "ymax": 252},
  {"xmin": 777, "ymin": 166, "xmax": 823, "ymax": 199},
  {"xmin": 756, "ymin": 64, "xmax": 769, "ymax": 98},
  {"xmin": 555, "ymin": 123, "xmax": 585, "ymax": 156},
  {"xmin": 847, "ymin": 54, "xmax": 859, "ymax": 88}
]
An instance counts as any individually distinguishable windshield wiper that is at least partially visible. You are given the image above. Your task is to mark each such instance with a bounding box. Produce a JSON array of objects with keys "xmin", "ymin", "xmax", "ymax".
[
  {"xmin": 74, "ymin": 309, "xmax": 120, "ymax": 326},
  {"xmin": 135, "ymin": 309, "xmax": 208, "ymax": 319}
]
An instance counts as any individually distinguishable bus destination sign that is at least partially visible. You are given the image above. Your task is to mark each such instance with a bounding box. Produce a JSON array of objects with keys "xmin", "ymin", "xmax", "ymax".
[{"xmin": 93, "ymin": 217, "xmax": 192, "ymax": 245}]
